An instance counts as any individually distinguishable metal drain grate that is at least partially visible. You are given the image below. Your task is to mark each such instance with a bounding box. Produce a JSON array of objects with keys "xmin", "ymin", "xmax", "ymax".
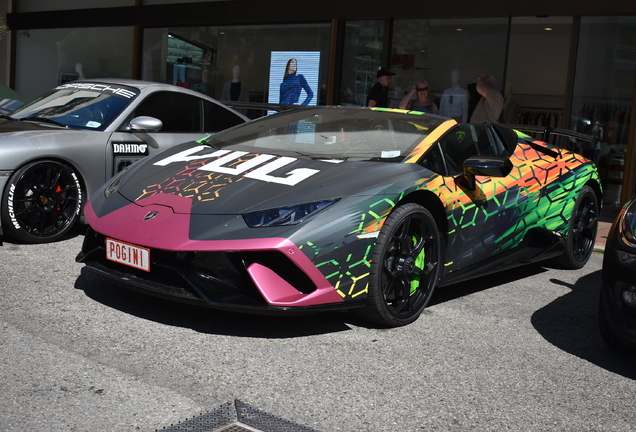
[
  {"xmin": 156, "ymin": 400, "xmax": 320, "ymax": 432},
  {"xmin": 216, "ymin": 424, "xmax": 260, "ymax": 432},
  {"xmin": 156, "ymin": 401, "xmax": 236, "ymax": 431}
]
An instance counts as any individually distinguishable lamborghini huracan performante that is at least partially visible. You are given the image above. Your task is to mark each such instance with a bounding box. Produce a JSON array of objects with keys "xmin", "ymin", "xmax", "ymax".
[
  {"xmin": 0, "ymin": 79, "xmax": 248, "ymax": 243},
  {"xmin": 76, "ymin": 107, "xmax": 601, "ymax": 326}
]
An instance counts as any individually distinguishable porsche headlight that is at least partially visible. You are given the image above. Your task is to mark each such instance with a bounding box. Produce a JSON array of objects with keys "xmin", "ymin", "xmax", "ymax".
[
  {"xmin": 619, "ymin": 199, "xmax": 636, "ymax": 249},
  {"xmin": 104, "ymin": 170, "xmax": 126, "ymax": 198},
  {"xmin": 243, "ymin": 199, "xmax": 339, "ymax": 227}
]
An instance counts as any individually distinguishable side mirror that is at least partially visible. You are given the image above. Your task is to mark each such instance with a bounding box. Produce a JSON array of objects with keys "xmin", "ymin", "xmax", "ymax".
[
  {"xmin": 458, "ymin": 156, "xmax": 513, "ymax": 190},
  {"xmin": 129, "ymin": 116, "xmax": 163, "ymax": 132}
]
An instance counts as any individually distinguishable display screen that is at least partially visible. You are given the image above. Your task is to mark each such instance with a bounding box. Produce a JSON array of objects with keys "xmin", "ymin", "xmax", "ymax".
[{"xmin": 268, "ymin": 51, "xmax": 320, "ymax": 107}]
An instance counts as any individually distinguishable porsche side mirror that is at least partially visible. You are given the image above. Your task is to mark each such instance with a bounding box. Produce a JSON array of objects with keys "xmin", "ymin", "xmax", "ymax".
[
  {"xmin": 129, "ymin": 116, "xmax": 163, "ymax": 133},
  {"xmin": 458, "ymin": 156, "xmax": 513, "ymax": 190}
]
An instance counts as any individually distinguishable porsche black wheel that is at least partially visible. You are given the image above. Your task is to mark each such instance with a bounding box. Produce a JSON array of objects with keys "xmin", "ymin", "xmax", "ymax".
[
  {"xmin": 1, "ymin": 160, "xmax": 83, "ymax": 243},
  {"xmin": 361, "ymin": 203, "xmax": 442, "ymax": 327},
  {"xmin": 554, "ymin": 185, "xmax": 598, "ymax": 269}
]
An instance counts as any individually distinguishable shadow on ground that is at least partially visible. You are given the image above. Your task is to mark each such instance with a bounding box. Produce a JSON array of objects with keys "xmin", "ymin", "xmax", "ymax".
[
  {"xmin": 75, "ymin": 260, "xmax": 557, "ymax": 339},
  {"xmin": 430, "ymin": 262, "xmax": 549, "ymax": 306},
  {"xmin": 531, "ymin": 269, "xmax": 636, "ymax": 380}
]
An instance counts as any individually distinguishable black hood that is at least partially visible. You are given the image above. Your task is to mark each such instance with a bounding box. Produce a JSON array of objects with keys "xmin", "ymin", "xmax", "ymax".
[{"xmin": 116, "ymin": 142, "xmax": 424, "ymax": 214}]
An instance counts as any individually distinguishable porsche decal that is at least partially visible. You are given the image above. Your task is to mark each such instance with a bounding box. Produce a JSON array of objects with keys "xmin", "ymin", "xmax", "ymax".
[{"xmin": 55, "ymin": 83, "xmax": 138, "ymax": 99}]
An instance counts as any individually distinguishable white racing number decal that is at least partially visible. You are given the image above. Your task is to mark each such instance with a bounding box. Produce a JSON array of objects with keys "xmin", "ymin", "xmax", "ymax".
[
  {"xmin": 55, "ymin": 83, "xmax": 137, "ymax": 99},
  {"xmin": 154, "ymin": 145, "xmax": 320, "ymax": 186},
  {"xmin": 7, "ymin": 184, "xmax": 20, "ymax": 229}
]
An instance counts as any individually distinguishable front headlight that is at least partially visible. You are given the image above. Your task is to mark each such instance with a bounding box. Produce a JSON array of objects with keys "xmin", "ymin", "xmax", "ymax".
[
  {"xmin": 243, "ymin": 199, "xmax": 339, "ymax": 227},
  {"xmin": 619, "ymin": 199, "xmax": 636, "ymax": 248},
  {"xmin": 104, "ymin": 169, "xmax": 126, "ymax": 198}
]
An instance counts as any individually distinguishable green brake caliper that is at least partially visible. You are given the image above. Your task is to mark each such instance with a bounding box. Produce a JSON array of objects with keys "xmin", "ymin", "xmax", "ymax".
[{"xmin": 410, "ymin": 234, "xmax": 425, "ymax": 295}]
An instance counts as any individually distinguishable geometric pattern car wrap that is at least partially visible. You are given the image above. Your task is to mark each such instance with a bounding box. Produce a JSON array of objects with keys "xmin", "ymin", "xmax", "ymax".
[
  {"xmin": 78, "ymin": 108, "xmax": 601, "ymax": 321},
  {"xmin": 108, "ymin": 136, "xmax": 599, "ymax": 303},
  {"xmin": 305, "ymin": 140, "xmax": 600, "ymax": 298}
]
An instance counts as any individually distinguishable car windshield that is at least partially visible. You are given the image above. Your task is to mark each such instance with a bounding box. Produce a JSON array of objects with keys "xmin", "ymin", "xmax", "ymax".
[
  {"xmin": 5, "ymin": 82, "xmax": 139, "ymax": 131},
  {"xmin": 207, "ymin": 107, "xmax": 446, "ymax": 162}
]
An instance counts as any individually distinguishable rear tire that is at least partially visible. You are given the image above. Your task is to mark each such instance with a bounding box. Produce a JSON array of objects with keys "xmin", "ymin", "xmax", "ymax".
[
  {"xmin": 1, "ymin": 160, "xmax": 83, "ymax": 243},
  {"xmin": 360, "ymin": 203, "xmax": 442, "ymax": 327},
  {"xmin": 554, "ymin": 185, "xmax": 598, "ymax": 269}
]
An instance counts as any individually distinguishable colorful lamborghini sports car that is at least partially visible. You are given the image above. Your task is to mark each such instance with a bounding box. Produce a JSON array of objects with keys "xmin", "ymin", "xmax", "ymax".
[
  {"xmin": 76, "ymin": 107, "xmax": 601, "ymax": 326},
  {"xmin": 0, "ymin": 79, "xmax": 248, "ymax": 243}
]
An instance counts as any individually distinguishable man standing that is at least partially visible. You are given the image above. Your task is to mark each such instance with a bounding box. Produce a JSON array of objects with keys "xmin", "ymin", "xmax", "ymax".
[
  {"xmin": 470, "ymin": 71, "xmax": 504, "ymax": 123},
  {"xmin": 367, "ymin": 68, "xmax": 395, "ymax": 108}
]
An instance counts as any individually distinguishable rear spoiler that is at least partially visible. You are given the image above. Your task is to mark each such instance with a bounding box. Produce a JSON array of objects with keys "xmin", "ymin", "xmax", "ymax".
[
  {"xmin": 224, "ymin": 101, "xmax": 297, "ymax": 112},
  {"xmin": 504, "ymin": 124, "xmax": 594, "ymax": 143},
  {"xmin": 224, "ymin": 101, "xmax": 319, "ymax": 116}
]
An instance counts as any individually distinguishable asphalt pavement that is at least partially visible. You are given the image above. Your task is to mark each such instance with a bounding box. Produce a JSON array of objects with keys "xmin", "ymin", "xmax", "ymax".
[{"xmin": 0, "ymin": 225, "xmax": 634, "ymax": 431}]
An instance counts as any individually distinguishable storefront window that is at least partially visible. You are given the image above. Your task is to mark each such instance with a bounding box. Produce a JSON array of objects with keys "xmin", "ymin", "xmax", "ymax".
[
  {"xmin": 505, "ymin": 17, "xmax": 572, "ymax": 127},
  {"xmin": 391, "ymin": 18, "xmax": 508, "ymax": 118},
  {"xmin": 339, "ymin": 20, "xmax": 385, "ymax": 107},
  {"xmin": 143, "ymin": 23, "xmax": 331, "ymax": 117},
  {"xmin": 571, "ymin": 17, "xmax": 636, "ymax": 210},
  {"xmin": 15, "ymin": 27, "xmax": 135, "ymax": 100}
]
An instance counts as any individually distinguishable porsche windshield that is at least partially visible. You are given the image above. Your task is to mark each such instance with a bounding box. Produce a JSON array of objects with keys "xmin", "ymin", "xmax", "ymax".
[
  {"xmin": 5, "ymin": 82, "xmax": 139, "ymax": 131},
  {"xmin": 209, "ymin": 108, "xmax": 447, "ymax": 162}
]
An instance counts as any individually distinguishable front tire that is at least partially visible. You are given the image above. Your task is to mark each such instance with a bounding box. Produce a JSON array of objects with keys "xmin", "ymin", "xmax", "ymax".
[
  {"xmin": 1, "ymin": 160, "xmax": 83, "ymax": 243},
  {"xmin": 554, "ymin": 185, "xmax": 598, "ymax": 269},
  {"xmin": 360, "ymin": 203, "xmax": 442, "ymax": 327}
]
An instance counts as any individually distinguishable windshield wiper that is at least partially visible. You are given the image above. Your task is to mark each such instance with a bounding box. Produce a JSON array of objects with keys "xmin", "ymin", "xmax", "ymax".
[
  {"xmin": 19, "ymin": 116, "xmax": 68, "ymax": 128},
  {"xmin": 0, "ymin": 114, "xmax": 15, "ymax": 121}
]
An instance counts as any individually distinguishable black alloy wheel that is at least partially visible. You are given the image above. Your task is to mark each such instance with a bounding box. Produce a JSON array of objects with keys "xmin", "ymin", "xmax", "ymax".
[
  {"xmin": 554, "ymin": 185, "xmax": 598, "ymax": 269},
  {"xmin": 361, "ymin": 203, "xmax": 442, "ymax": 327},
  {"xmin": 1, "ymin": 160, "xmax": 83, "ymax": 243}
]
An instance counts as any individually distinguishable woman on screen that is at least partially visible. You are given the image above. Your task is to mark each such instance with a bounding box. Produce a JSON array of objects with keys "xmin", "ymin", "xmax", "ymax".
[{"xmin": 279, "ymin": 58, "xmax": 313, "ymax": 105}]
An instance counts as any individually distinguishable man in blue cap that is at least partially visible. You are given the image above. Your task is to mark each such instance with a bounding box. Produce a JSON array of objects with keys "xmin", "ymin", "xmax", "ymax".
[{"xmin": 366, "ymin": 67, "xmax": 395, "ymax": 108}]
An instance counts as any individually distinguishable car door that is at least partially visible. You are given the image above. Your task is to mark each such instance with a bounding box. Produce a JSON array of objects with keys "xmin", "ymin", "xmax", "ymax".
[
  {"xmin": 423, "ymin": 123, "xmax": 537, "ymax": 272},
  {"xmin": 106, "ymin": 91, "xmax": 246, "ymax": 177}
]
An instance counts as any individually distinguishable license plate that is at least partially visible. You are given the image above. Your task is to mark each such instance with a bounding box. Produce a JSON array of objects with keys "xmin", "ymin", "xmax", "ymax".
[{"xmin": 106, "ymin": 238, "xmax": 150, "ymax": 272}]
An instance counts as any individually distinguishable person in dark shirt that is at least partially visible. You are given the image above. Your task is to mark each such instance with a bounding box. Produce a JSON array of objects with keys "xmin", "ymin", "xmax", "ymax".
[{"xmin": 366, "ymin": 68, "xmax": 395, "ymax": 108}]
